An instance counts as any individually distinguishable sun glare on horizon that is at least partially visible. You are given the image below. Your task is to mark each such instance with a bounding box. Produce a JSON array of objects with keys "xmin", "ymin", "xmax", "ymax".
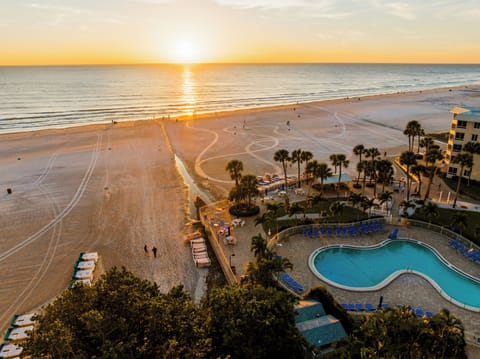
[{"xmin": 171, "ymin": 41, "xmax": 199, "ymax": 64}]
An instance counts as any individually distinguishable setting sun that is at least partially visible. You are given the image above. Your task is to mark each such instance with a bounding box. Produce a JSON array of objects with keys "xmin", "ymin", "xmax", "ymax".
[{"xmin": 172, "ymin": 41, "xmax": 198, "ymax": 64}]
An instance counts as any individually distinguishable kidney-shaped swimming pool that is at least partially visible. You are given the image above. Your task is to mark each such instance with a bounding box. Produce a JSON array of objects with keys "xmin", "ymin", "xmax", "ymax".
[{"xmin": 309, "ymin": 239, "xmax": 480, "ymax": 311}]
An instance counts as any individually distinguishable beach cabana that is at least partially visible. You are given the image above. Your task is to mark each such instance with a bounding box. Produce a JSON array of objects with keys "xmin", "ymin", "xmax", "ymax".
[{"xmin": 295, "ymin": 300, "xmax": 347, "ymax": 354}]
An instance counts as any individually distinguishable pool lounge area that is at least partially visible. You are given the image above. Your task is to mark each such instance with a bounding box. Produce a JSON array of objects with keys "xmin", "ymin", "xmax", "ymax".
[
  {"xmin": 309, "ymin": 239, "xmax": 480, "ymax": 311},
  {"xmin": 274, "ymin": 223, "xmax": 480, "ymax": 346}
]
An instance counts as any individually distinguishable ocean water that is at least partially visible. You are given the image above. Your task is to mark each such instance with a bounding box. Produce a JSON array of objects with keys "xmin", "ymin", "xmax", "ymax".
[{"xmin": 1, "ymin": 63, "xmax": 480, "ymax": 133}]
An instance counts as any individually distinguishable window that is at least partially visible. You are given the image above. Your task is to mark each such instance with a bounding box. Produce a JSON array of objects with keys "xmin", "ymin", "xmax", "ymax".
[
  {"xmin": 457, "ymin": 120, "xmax": 467, "ymax": 128},
  {"xmin": 464, "ymin": 169, "xmax": 471, "ymax": 177},
  {"xmin": 475, "ymin": 123, "xmax": 480, "ymax": 129},
  {"xmin": 453, "ymin": 144, "xmax": 462, "ymax": 152},
  {"xmin": 448, "ymin": 167, "xmax": 458, "ymax": 175},
  {"xmin": 455, "ymin": 132, "xmax": 465, "ymax": 141},
  {"xmin": 472, "ymin": 134, "xmax": 478, "ymax": 141}
]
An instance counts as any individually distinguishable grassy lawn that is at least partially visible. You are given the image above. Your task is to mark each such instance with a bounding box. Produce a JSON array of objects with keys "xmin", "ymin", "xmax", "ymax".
[
  {"xmin": 441, "ymin": 176, "xmax": 480, "ymax": 201},
  {"xmin": 412, "ymin": 207, "xmax": 480, "ymax": 244}
]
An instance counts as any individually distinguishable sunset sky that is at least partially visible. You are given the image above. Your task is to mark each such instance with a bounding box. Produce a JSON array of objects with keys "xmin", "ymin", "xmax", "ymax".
[{"xmin": 2, "ymin": 0, "xmax": 480, "ymax": 65}]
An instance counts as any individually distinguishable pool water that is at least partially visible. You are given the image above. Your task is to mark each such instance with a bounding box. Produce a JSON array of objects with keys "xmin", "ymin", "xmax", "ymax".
[{"xmin": 311, "ymin": 240, "xmax": 480, "ymax": 310}]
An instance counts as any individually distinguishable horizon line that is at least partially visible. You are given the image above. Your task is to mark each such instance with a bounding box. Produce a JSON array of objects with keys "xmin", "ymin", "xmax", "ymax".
[{"xmin": 2, "ymin": 61, "xmax": 480, "ymax": 67}]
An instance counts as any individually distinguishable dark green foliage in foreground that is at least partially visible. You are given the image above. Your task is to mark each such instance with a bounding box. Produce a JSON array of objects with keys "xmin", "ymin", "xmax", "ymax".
[
  {"xmin": 205, "ymin": 284, "xmax": 307, "ymax": 359},
  {"xmin": 23, "ymin": 267, "xmax": 306, "ymax": 359},
  {"xmin": 334, "ymin": 306, "xmax": 466, "ymax": 359},
  {"xmin": 23, "ymin": 267, "xmax": 210, "ymax": 358},
  {"xmin": 305, "ymin": 286, "xmax": 355, "ymax": 333}
]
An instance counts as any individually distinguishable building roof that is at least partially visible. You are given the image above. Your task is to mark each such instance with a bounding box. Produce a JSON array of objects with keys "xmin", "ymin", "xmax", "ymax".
[
  {"xmin": 450, "ymin": 106, "xmax": 480, "ymax": 123},
  {"xmin": 295, "ymin": 300, "xmax": 326, "ymax": 323},
  {"xmin": 294, "ymin": 300, "xmax": 347, "ymax": 348},
  {"xmin": 296, "ymin": 315, "xmax": 347, "ymax": 347}
]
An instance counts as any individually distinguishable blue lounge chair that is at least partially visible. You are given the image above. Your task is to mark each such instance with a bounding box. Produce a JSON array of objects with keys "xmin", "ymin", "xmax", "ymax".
[
  {"xmin": 414, "ymin": 308, "xmax": 424, "ymax": 317},
  {"xmin": 313, "ymin": 227, "xmax": 319, "ymax": 236},
  {"xmin": 365, "ymin": 303, "xmax": 375, "ymax": 311},
  {"xmin": 355, "ymin": 303, "xmax": 364, "ymax": 311},
  {"xmin": 425, "ymin": 311, "xmax": 433, "ymax": 318}
]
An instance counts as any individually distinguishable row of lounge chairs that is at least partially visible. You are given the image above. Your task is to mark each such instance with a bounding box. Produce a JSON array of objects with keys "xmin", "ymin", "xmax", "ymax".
[
  {"xmin": 341, "ymin": 303, "xmax": 433, "ymax": 317},
  {"xmin": 190, "ymin": 238, "xmax": 211, "ymax": 268},
  {"xmin": 448, "ymin": 239, "xmax": 480, "ymax": 264},
  {"xmin": 302, "ymin": 220, "xmax": 385, "ymax": 238},
  {"xmin": 70, "ymin": 252, "xmax": 99, "ymax": 287},
  {"xmin": 1, "ymin": 313, "xmax": 37, "ymax": 358},
  {"xmin": 278, "ymin": 273, "xmax": 304, "ymax": 294}
]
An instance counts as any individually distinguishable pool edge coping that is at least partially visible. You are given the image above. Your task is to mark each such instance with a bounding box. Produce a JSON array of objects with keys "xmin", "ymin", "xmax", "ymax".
[{"xmin": 307, "ymin": 238, "xmax": 480, "ymax": 312}]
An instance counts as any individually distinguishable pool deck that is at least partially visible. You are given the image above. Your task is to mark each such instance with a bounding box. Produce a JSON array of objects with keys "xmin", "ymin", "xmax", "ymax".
[{"xmin": 274, "ymin": 224, "xmax": 480, "ymax": 348}]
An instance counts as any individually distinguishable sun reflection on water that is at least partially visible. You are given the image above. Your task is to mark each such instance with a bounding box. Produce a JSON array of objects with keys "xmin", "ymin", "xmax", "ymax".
[{"xmin": 181, "ymin": 66, "xmax": 196, "ymax": 116}]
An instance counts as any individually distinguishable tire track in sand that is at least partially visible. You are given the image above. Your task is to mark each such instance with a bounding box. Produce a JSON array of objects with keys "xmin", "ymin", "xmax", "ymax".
[{"xmin": 0, "ymin": 133, "xmax": 103, "ymax": 262}]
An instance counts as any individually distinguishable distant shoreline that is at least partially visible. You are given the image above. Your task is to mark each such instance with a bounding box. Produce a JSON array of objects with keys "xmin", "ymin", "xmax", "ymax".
[{"xmin": 2, "ymin": 83, "xmax": 478, "ymax": 138}]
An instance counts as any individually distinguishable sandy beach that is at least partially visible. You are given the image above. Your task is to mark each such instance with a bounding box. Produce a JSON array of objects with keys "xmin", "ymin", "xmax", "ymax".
[{"xmin": 1, "ymin": 85, "xmax": 480, "ymax": 337}]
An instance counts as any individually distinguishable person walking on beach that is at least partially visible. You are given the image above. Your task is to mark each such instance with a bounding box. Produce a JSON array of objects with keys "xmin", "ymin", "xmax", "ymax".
[
  {"xmin": 152, "ymin": 247, "xmax": 157, "ymax": 258},
  {"xmin": 144, "ymin": 244, "xmax": 148, "ymax": 255}
]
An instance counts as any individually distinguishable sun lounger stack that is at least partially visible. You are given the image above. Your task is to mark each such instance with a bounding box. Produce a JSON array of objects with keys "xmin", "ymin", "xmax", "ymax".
[
  {"xmin": 0, "ymin": 313, "xmax": 37, "ymax": 358},
  {"xmin": 278, "ymin": 273, "xmax": 304, "ymax": 294},
  {"xmin": 183, "ymin": 231, "xmax": 202, "ymax": 244},
  {"xmin": 71, "ymin": 252, "xmax": 99, "ymax": 287},
  {"xmin": 190, "ymin": 238, "xmax": 211, "ymax": 267}
]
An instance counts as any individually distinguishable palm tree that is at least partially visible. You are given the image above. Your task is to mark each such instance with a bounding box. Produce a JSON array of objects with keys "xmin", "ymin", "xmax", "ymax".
[
  {"xmin": 290, "ymin": 149, "xmax": 304, "ymax": 188},
  {"xmin": 360, "ymin": 197, "xmax": 378, "ymax": 215},
  {"xmin": 305, "ymin": 160, "xmax": 320, "ymax": 196},
  {"xmin": 411, "ymin": 164, "xmax": 426, "ymax": 195},
  {"xmin": 225, "ymin": 159, "xmax": 243, "ymax": 187},
  {"xmin": 419, "ymin": 136, "xmax": 435, "ymax": 155},
  {"xmin": 353, "ymin": 144, "xmax": 365, "ymax": 184},
  {"xmin": 365, "ymin": 147, "xmax": 381, "ymax": 196},
  {"xmin": 404, "ymin": 120, "xmax": 422, "ymax": 152},
  {"xmin": 359, "ymin": 160, "xmax": 369, "ymax": 195},
  {"xmin": 420, "ymin": 201, "xmax": 439, "ymax": 224},
  {"xmin": 376, "ymin": 159, "xmax": 394, "ymax": 193},
  {"xmin": 423, "ymin": 146, "xmax": 444, "ymax": 201},
  {"xmin": 255, "ymin": 211, "xmax": 274, "ymax": 236},
  {"xmin": 300, "ymin": 150, "xmax": 313, "ymax": 177},
  {"xmin": 250, "ymin": 233, "xmax": 268, "ymax": 259},
  {"xmin": 416, "ymin": 127, "xmax": 425, "ymax": 153},
  {"xmin": 273, "ymin": 149, "xmax": 290, "ymax": 193},
  {"xmin": 330, "ymin": 153, "xmax": 349, "ymax": 197},
  {"xmin": 265, "ymin": 202, "xmax": 284, "ymax": 234},
  {"xmin": 317, "ymin": 162, "xmax": 333, "ymax": 192},
  {"xmin": 451, "ymin": 152, "xmax": 473, "ymax": 208},
  {"xmin": 378, "ymin": 191, "xmax": 393, "ymax": 215},
  {"xmin": 463, "ymin": 141, "xmax": 480, "ymax": 186},
  {"xmin": 450, "ymin": 213, "xmax": 468, "ymax": 235},
  {"xmin": 308, "ymin": 192, "xmax": 326, "ymax": 217},
  {"xmin": 348, "ymin": 192, "xmax": 364, "ymax": 209},
  {"xmin": 305, "ymin": 161, "xmax": 332, "ymax": 196},
  {"xmin": 399, "ymin": 151, "xmax": 417, "ymax": 201},
  {"xmin": 239, "ymin": 174, "xmax": 260, "ymax": 208}
]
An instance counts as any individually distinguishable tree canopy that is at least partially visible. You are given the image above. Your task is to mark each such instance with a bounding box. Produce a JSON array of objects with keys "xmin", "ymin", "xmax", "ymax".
[{"xmin": 23, "ymin": 267, "xmax": 306, "ymax": 359}]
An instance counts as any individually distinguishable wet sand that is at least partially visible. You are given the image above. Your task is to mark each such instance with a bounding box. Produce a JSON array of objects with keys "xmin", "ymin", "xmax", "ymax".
[{"xmin": 1, "ymin": 84, "xmax": 480, "ymax": 337}]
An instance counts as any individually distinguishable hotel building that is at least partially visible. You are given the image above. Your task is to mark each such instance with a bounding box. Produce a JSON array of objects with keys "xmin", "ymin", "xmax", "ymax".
[{"xmin": 445, "ymin": 106, "xmax": 480, "ymax": 181}]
